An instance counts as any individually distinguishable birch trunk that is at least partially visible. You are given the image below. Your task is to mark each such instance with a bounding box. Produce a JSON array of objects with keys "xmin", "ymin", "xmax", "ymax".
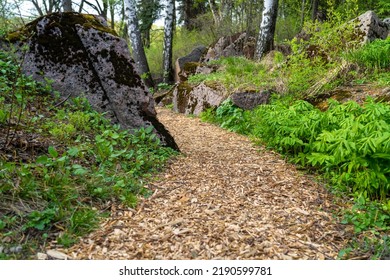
[
  {"xmin": 62, "ymin": 0, "xmax": 72, "ymax": 12},
  {"xmin": 255, "ymin": 0, "xmax": 279, "ymax": 60},
  {"xmin": 124, "ymin": 0, "xmax": 154, "ymax": 87},
  {"xmin": 162, "ymin": 0, "xmax": 175, "ymax": 83},
  {"xmin": 208, "ymin": 0, "xmax": 220, "ymax": 25}
]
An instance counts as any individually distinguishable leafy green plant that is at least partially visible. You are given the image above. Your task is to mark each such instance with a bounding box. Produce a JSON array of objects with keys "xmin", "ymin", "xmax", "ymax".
[
  {"xmin": 0, "ymin": 52, "xmax": 178, "ymax": 258},
  {"xmin": 345, "ymin": 38, "xmax": 390, "ymax": 69}
]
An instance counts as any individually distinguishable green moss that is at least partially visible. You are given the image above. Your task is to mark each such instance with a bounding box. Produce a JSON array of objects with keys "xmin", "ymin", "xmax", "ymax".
[
  {"xmin": 183, "ymin": 62, "xmax": 200, "ymax": 73},
  {"xmin": 4, "ymin": 12, "xmax": 117, "ymax": 43},
  {"xmin": 176, "ymin": 82, "xmax": 193, "ymax": 112}
]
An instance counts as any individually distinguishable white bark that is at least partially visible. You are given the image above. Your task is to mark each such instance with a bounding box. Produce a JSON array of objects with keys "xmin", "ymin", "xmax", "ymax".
[
  {"xmin": 62, "ymin": 0, "xmax": 72, "ymax": 12},
  {"xmin": 255, "ymin": 0, "xmax": 279, "ymax": 60},
  {"xmin": 162, "ymin": 0, "xmax": 174, "ymax": 83},
  {"xmin": 124, "ymin": 0, "xmax": 153, "ymax": 87}
]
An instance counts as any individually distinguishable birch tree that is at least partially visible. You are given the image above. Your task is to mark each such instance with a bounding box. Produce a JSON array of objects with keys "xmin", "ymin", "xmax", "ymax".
[
  {"xmin": 162, "ymin": 0, "xmax": 174, "ymax": 83},
  {"xmin": 62, "ymin": 0, "xmax": 72, "ymax": 11},
  {"xmin": 255, "ymin": 0, "xmax": 279, "ymax": 60},
  {"xmin": 124, "ymin": 0, "xmax": 154, "ymax": 87}
]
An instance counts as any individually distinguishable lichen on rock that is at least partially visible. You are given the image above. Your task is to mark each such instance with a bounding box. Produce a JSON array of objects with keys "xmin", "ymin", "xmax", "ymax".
[{"xmin": 1, "ymin": 12, "xmax": 178, "ymax": 150}]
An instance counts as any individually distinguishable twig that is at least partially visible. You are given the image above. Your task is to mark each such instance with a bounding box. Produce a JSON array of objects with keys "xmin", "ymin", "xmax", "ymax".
[{"xmin": 53, "ymin": 92, "xmax": 73, "ymax": 108}]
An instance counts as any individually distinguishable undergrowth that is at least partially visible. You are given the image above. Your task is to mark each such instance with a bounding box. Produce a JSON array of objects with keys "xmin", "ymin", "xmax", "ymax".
[
  {"xmin": 0, "ymin": 50, "xmax": 177, "ymax": 259},
  {"xmin": 201, "ymin": 97, "xmax": 390, "ymax": 259}
]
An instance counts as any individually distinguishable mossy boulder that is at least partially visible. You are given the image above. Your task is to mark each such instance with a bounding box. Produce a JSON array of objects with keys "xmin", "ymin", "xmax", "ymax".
[
  {"xmin": 174, "ymin": 45, "xmax": 207, "ymax": 82},
  {"xmin": 1, "ymin": 12, "xmax": 178, "ymax": 150},
  {"xmin": 172, "ymin": 81, "xmax": 227, "ymax": 115}
]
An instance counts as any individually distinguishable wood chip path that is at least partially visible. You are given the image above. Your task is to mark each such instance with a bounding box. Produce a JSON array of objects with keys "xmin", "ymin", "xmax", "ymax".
[{"xmin": 61, "ymin": 108, "xmax": 348, "ymax": 259}]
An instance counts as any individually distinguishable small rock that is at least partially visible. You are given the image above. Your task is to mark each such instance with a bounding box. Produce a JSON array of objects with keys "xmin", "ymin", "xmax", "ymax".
[
  {"xmin": 2, "ymin": 236, "xmax": 11, "ymax": 243},
  {"xmin": 9, "ymin": 245, "xmax": 22, "ymax": 253},
  {"xmin": 46, "ymin": 249, "xmax": 72, "ymax": 260},
  {"xmin": 37, "ymin": 252, "xmax": 48, "ymax": 260},
  {"xmin": 0, "ymin": 246, "xmax": 4, "ymax": 254}
]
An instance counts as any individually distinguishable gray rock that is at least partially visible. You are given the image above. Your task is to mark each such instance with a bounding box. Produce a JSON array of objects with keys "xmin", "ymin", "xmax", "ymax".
[
  {"xmin": 174, "ymin": 45, "xmax": 207, "ymax": 82},
  {"xmin": 1, "ymin": 13, "xmax": 178, "ymax": 150},
  {"xmin": 9, "ymin": 245, "xmax": 22, "ymax": 253},
  {"xmin": 203, "ymin": 33, "xmax": 256, "ymax": 63},
  {"xmin": 354, "ymin": 11, "xmax": 390, "ymax": 43},
  {"xmin": 231, "ymin": 91, "xmax": 272, "ymax": 110},
  {"xmin": 173, "ymin": 82, "xmax": 227, "ymax": 115},
  {"xmin": 154, "ymin": 90, "xmax": 173, "ymax": 106}
]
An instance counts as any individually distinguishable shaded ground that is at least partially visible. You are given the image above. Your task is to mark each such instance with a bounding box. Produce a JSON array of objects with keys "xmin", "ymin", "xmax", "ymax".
[{"xmin": 56, "ymin": 108, "xmax": 348, "ymax": 259}]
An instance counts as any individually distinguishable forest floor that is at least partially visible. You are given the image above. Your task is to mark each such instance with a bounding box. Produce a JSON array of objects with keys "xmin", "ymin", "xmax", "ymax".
[{"xmin": 55, "ymin": 108, "xmax": 351, "ymax": 260}]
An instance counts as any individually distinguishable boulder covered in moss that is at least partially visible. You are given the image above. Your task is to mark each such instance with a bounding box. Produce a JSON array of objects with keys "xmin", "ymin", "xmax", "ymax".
[
  {"xmin": 173, "ymin": 81, "xmax": 226, "ymax": 115},
  {"xmin": 174, "ymin": 45, "xmax": 207, "ymax": 82},
  {"xmin": 1, "ymin": 12, "xmax": 178, "ymax": 150}
]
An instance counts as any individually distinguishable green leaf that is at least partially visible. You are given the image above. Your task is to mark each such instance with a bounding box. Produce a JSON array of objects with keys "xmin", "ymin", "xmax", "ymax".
[
  {"xmin": 48, "ymin": 146, "xmax": 58, "ymax": 158},
  {"xmin": 145, "ymin": 126, "xmax": 154, "ymax": 134},
  {"xmin": 36, "ymin": 155, "xmax": 48, "ymax": 164},
  {"xmin": 67, "ymin": 147, "xmax": 79, "ymax": 157}
]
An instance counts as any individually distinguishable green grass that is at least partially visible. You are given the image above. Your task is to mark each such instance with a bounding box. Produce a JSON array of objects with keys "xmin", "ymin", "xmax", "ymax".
[
  {"xmin": 0, "ymin": 50, "xmax": 177, "ymax": 259},
  {"xmin": 188, "ymin": 56, "xmax": 277, "ymax": 92},
  {"xmin": 345, "ymin": 38, "xmax": 390, "ymax": 69}
]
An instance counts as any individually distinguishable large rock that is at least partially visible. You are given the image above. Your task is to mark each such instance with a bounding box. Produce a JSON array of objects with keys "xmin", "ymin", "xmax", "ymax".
[
  {"xmin": 354, "ymin": 11, "xmax": 390, "ymax": 43},
  {"xmin": 173, "ymin": 82, "xmax": 227, "ymax": 115},
  {"xmin": 203, "ymin": 32, "xmax": 256, "ymax": 63},
  {"xmin": 2, "ymin": 13, "xmax": 178, "ymax": 150},
  {"xmin": 174, "ymin": 45, "xmax": 207, "ymax": 82},
  {"xmin": 230, "ymin": 91, "xmax": 272, "ymax": 110}
]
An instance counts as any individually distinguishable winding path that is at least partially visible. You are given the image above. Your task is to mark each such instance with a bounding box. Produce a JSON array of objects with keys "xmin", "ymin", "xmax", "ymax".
[{"xmin": 64, "ymin": 108, "xmax": 347, "ymax": 259}]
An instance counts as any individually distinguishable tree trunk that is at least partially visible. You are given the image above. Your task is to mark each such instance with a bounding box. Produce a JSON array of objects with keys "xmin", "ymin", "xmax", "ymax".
[
  {"xmin": 311, "ymin": 0, "xmax": 319, "ymax": 21},
  {"xmin": 300, "ymin": 0, "xmax": 306, "ymax": 29},
  {"xmin": 62, "ymin": 0, "xmax": 72, "ymax": 12},
  {"xmin": 124, "ymin": 0, "xmax": 154, "ymax": 87},
  {"xmin": 109, "ymin": 0, "xmax": 115, "ymax": 30},
  {"xmin": 162, "ymin": 0, "xmax": 175, "ymax": 83},
  {"xmin": 255, "ymin": 0, "xmax": 279, "ymax": 60},
  {"xmin": 208, "ymin": 0, "xmax": 220, "ymax": 25}
]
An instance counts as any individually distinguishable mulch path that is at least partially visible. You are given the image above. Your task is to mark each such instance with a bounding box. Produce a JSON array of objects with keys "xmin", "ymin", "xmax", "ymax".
[{"xmin": 59, "ymin": 108, "xmax": 348, "ymax": 259}]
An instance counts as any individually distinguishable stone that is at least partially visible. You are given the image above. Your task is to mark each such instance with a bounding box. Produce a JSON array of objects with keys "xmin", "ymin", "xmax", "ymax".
[
  {"xmin": 46, "ymin": 249, "xmax": 72, "ymax": 260},
  {"xmin": 174, "ymin": 45, "xmax": 207, "ymax": 82},
  {"xmin": 195, "ymin": 64, "xmax": 219, "ymax": 75},
  {"xmin": 354, "ymin": 11, "xmax": 390, "ymax": 43},
  {"xmin": 9, "ymin": 245, "xmax": 23, "ymax": 253},
  {"xmin": 203, "ymin": 32, "xmax": 256, "ymax": 63},
  {"xmin": 1, "ymin": 12, "xmax": 178, "ymax": 150},
  {"xmin": 230, "ymin": 91, "xmax": 272, "ymax": 110},
  {"xmin": 177, "ymin": 62, "xmax": 201, "ymax": 82},
  {"xmin": 154, "ymin": 90, "xmax": 173, "ymax": 107},
  {"xmin": 173, "ymin": 81, "xmax": 227, "ymax": 115},
  {"xmin": 37, "ymin": 252, "xmax": 48, "ymax": 260}
]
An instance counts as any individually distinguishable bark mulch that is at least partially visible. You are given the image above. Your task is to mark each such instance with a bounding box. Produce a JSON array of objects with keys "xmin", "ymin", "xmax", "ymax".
[{"xmin": 57, "ymin": 108, "xmax": 349, "ymax": 259}]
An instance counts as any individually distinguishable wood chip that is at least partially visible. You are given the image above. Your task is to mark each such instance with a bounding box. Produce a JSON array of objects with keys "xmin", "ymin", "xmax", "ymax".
[{"xmin": 50, "ymin": 108, "xmax": 348, "ymax": 260}]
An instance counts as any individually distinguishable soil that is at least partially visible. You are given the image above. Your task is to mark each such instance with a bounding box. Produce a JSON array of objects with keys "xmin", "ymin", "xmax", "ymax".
[{"xmin": 54, "ymin": 108, "xmax": 350, "ymax": 260}]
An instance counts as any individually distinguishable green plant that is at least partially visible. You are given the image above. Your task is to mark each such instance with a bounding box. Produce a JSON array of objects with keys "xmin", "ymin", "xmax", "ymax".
[
  {"xmin": 345, "ymin": 38, "xmax": 390, "ymax": 69},
  {"xmin": 0, "ymin": 55, "xmax": 178, "ymax": 259}
]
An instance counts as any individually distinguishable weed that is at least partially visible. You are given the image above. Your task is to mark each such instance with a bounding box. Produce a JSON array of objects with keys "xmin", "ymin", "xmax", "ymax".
[{"xmin": 0, "ymin": 49, "xmax": 177, "ymax": 259}]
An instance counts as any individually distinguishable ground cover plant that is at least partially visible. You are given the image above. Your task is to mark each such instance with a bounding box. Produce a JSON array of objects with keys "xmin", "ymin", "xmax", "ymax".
[
  {"xmin": 199, "ymin": 30, "xmax": 390, "ymax": 259},
  {"xmin": 0, "ymin": 50, "xmax": 177, "ymax": 259}
]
